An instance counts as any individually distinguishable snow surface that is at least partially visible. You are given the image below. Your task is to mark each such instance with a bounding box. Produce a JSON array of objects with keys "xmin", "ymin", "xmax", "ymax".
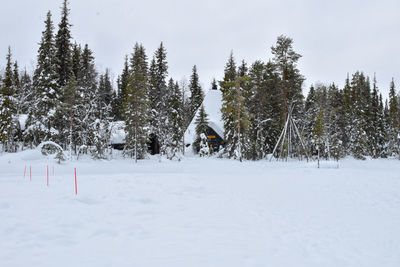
[
  {"xmin": 110, "ymin": 121, "xmax": 126, "ymax": 144},
  {"xmin": 18, "ymin": 114, "xmax": 28, "ymax": 131},
  {"xmin": 184, "ymin": 89, "xmax": 224, "ymax": 147},
  {"xmin": 1, "ymin": 152, "xmax": 400, "ymax": 267}
]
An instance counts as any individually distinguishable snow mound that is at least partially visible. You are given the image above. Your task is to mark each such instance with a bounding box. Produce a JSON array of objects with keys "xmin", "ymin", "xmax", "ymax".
[{"xmin": 110, "ymin": 121, "xmax": 126, "ymax": 144}]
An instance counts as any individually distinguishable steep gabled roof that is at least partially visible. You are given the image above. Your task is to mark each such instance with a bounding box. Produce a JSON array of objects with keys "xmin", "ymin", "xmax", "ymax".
[{"xmin": 184, "ymin": 89, "xmax": 224, "ymax": 146}]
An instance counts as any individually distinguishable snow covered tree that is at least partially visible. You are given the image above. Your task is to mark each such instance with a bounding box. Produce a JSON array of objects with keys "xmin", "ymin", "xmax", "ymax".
[
  {"xmin": 166, "ymin": 80, "xmax": 184, "ymax": 159},
  {"xmin": 0, "ymin": 47, "xmax": 18, "ymax": 152},
  {"xmin": 148, "ymin": 42, "xmax": 168, "ymax": 156},
  {"xmin": 58, "ymin": 76, "xmax": 79, "ymax": 158},
  {"xmin": 15, "ymin": 69, "xmax": 32, "ymax": 116},
  {"xmin": 313, "ymin": 108, "xmax": 325, "ymax": 165},
  {"xmin": 71, "ymin": 43, "xmax": 82, "ymax": 84},
  {"xmin": 113, "ymin": 56, "xmax": 129, "ymax": 121},
  {"xmin": 26, "ymin": 11, "xmax": 59, "ymax": 147},
  {"xmin": 326, "ymin": 84, "xmax": 346, "ymax": 160},
  {"xmin": 87, "ymin": 69, "xmax": 113, "ymax": 158},
  {"xmin": 194, "ymin": 104, "xmax": 209, "ymax": 153},
  {"xmin": 198, "ymin": 133, "xmax": 210, "ymax": 157},
  {"xmin": 369, "ymin": 76, "xmax": 386, "ymax": 158},
  {"xmin": 220, "ymin": 53, "xmax": 250, "ymax": 161},
  {"xmin": 97, "ymin": 69, "xmax": 113, "ymax": 119},
  {"xmin": 304, "ymin": 85, "xmax": 318, "ymax": 154},
  {"xmin": 188, "ymin": 65, "xmax": 204, "ymax": 119},
  {"xmin": 55, "ymin": 0, "xmax": 73, "ymax": 88},
  {"xmin": 124, "ymin": 43, "xmax": 149, "ymax": 161},
  {"xmin": 350, "ymin": 72, "xmax": 369, "ymax": 159},
  {"xmin": 78, "ymin": 44, "xmax": 98, "ymax": 156},
  {"xmin": 388, "ymin": 79, "xmax": 399, "ymax": 156},
  {"xmin": 245, "ymin": 60, "xmax": 282, "ymax": 160},
  {"xmin": 271, "ymin": 35, "xmax": 304, "ymax": 123}
]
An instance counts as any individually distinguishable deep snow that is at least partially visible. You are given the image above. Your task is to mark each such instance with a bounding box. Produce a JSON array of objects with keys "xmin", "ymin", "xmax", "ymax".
[{"xmin": 1, "ymin": 150, "xmax": 400, "ymax": 267}]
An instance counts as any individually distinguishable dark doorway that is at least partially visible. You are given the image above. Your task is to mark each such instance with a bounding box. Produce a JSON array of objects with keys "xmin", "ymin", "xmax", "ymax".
[{"xmin": 148, "ymin": 133, "xmax": 160, "ymax": 155}]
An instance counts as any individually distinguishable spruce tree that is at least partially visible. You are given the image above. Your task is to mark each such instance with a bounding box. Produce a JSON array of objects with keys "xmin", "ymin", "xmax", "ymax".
[
  {"xmin": 55, "ymin": 0, "xmax": 73, "ymax": 87},
  {"xmin": 148, "ymin": 42, "xmax": 168, "ymax": 156},
  {"xmin": 114, "ymin": 56, "xmax": 129, "ymax": 121},
  {"xmin": 246, "ymin": 60, "xmax": 280, "ymax": 160},
  {"xmin": 211, "ymin": 78, "xmax": 218, "ymax": 90},
  {"xmin": 314, "ymin": 108, "xmax": 325, "ymax": 165},
  {"xmin": 304, "ymin": 85, "xmax": 318, "ymax": 156},
  {"xmin": 188, "ymin": 65, "xmax": 204, "ymax": 118},
  {"xmin": 124, "ymin": 43, "xmax": 149, "ymax": 161},
  {"xmin": 194, "ymin": 104, "xmax": 209, "ymax": 153},
  {"xmin": 79, "ymin": 44, "xmax": 98, "ymax": 155},
  {"xmin": 62, "ymin": 76, "xmax": 79, "ymax": 158},
  {"xmin": 220, "ymin": 53, "xmax": 250, "ymax": 161},
  {"xmin": 166, "ymin": 80, "xmax": 184, "ymax": 159},
  {"xmin": 0, "ymin": 47, "xmax": 17, "ymax": 152},
  {"xmin": 18, "ymin": 69, "xmax": 32, "ymax": 115},
  {"xmin": 388, "ymin": 79, "xmax": 399, "ymax": 156},
  {"xmin": 26, "ymin": 11, "xmax": 59, "ymax": 147},
  {"xmin": 327, "ymin": 84, "xmax": 346, "ymax": 160},
  {"xmin": 71, "ymin": 43, "xmax": 82, "ymax": 84}
]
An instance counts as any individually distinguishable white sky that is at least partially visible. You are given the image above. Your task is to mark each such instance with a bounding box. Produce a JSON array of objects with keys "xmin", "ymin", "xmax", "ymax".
[{"xmin": 1, "ymin": 0, "xmax": 399, "ymax": 99}]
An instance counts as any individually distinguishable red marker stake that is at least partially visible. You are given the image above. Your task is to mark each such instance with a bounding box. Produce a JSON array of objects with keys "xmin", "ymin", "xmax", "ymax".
[
  {"xmin": 30, "ymin": 166, "xmax": 32, "ymax": 182},
  {"xmin": 24, "ymin": 166, "xmax": 26, "ymax": 179},
  {"xmin": 47, "ymin": 165, "xmax": 49, "ymax": 186},
  {"xmin": 74, "ymin": 168, "xmax": 77, "ymax": 195}
]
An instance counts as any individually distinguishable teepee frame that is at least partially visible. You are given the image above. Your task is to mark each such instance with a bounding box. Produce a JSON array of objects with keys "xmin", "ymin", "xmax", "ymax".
[{"xmin": 269, "ymin": 104, "xmax": 309, "ymax": 161}]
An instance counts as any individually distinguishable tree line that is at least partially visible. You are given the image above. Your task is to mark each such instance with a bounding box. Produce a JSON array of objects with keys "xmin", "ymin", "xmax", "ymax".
[{"xmin": 0, "ymin": 0, "xmax": 399, "ymax": 161}]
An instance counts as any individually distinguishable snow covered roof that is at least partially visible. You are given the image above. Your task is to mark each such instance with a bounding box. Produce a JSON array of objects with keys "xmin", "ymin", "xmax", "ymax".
[
  {"xmin": 110, "ymin": 121, "xmax": 126, "ymax": 144},
  {"xmin": 184, "ymin": 89, "xmax": 224, "ymax": 145}
]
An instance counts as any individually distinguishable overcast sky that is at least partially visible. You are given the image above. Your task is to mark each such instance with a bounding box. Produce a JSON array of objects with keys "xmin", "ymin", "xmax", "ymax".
[{"xmin": 1, "ymin": 0, "xmax": 399, "ymax": 98}]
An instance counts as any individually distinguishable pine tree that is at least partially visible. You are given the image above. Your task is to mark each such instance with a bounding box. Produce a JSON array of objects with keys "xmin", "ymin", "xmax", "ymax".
[
  {"xmin": 18, "ymin": 69, "xmax": 32, "ymax": 115},
  {"xmin": 97, "ymin": 69, "xmax": 113, "ymax": 119},
  {"xmin": 370, "ymin": 76, "xmax": 383, "ymax": 158},
  {"xmin": 219, "ymin": 52, "xmax": 237, "ymax": 158},
  {"xmin": 78, "ymin": 44, "xmax": 98, "ymax": 155},
  {"xmin": 26, "ymin": 11, "xmax": 59, "ymax": 147},
  {"xmin": 304, "ymin": 85, "xmax": 318, "ymax": 156},
  {"xmin": 377, "ymin": 94, "xmax": 387, "ymax": 157},
  {"xmin": 71, "ymin": 43, "xmax": 82, "ymax": 84},
  {"xmin": 166, "ymin": 80, "xmax": 184, "ymax": 159},
  {"xmin": 349, "ymin": 72, "xmax": 369, "ymax": 159},
  {"xmin": 194, "ymin": 104, "xmax": 209, "ymax": 153},
  {"xmin": 211, "ymin": 78, "xmax": 218, "ymax": 90},
  {"xmin": 0, "ymin": 47, "xmax": 17, "ymax": 152},
  {"xmin": 55, "ymin": 0, "xmax": 73, "ymax": 88},
  {"xmin": 388, "ymin": 79, "xmax": 399, "ymax": 156},
  {"xmin": 220, "ymin": 53, "xmax": 250, "ymax": 161},
  {"xmin": 124, "ymin": 43, "xmax": 149, "ymax": 161},
  {"xmin": 188, "ymin": 65, "xmax": 204, "ymax": 119},
  {"xmin": 62, "ymin": 76, "xmax": 79, "ymax": 158},
  {"xmin": 271, "ymin": 35, "xmax": 304, "ymax": 122},
  {"xmin": 314, "ymin": 108, "xmax": 325, "ymax": 166},
  {"xmin": 114, "ymin": 56, "xmax": 129, "ymax": 121},
  {"xmin": 12, "ymin": 61, "xmax": 23, "ymax": 143},
  {"xmin": 246, "ymin": 60, "xmax": 280, "ymax": 160},
  {"xmin": 327, "ymin": 84, "xmax": 346, "ymax": 160},
  {"xmin": 148, "ymin": 42, "xmax": 168, "ymax": 156}
]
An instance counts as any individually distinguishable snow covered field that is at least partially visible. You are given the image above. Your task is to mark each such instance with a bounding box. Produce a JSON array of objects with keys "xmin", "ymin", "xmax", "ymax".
[{"xmin": 1, "ymin": 151, "xmax": 400, "ymax": 267}]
